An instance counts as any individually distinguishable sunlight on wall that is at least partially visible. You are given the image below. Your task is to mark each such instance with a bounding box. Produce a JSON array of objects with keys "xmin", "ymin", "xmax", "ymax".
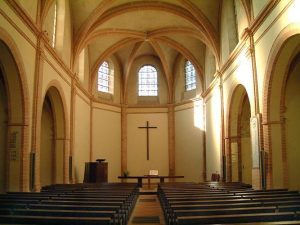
[
  {"xmin": 205, "ymin": 88, "xmax": 222, "ymax": 179},
  {"xmin": 52, "ymin": 2, "xmax": 57, "ymax": 48},
  {"xmin": 193, "ymin": 98, "xmax": 204, "ymax": 130},
  {"xmin": 78, "ymin": 49, "xmax": 85, "ymax": 82},
  {"xmin": 287, "ymin": 0, "xmax": 300, "ymax": 23},
  {"xmin": 236, "ymin": 52, "xmax": 252, "ymax": 86}
]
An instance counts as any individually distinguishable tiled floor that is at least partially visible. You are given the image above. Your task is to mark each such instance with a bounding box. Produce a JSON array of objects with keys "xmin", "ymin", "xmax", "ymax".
[{"xmin": 128, "ymin": 194, "xmax": 166, "ymax": 225}]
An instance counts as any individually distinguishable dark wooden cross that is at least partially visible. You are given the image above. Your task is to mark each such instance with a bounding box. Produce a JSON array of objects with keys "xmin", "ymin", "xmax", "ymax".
[{"xmin": 138, "ymin": 121, "xmax": 157, "ymax": 160}]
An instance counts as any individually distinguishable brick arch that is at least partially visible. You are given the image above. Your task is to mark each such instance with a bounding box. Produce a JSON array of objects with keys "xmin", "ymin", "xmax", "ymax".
[
  {"xmin": 41, "ymin": 80, "xmax": 70, "ymax": 184},
  {"xmin": 226, "ymin": 84, "xmax": 248, "ymax": 183},
  {"xmin": 0, "ymin": 28, "xmax": 30, "ymax": 191},
  {"xmin": 262, "ymin": 23, "xmax": 300, "ymax": 189}
]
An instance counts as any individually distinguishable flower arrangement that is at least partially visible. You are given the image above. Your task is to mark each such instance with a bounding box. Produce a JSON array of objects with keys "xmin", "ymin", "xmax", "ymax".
[{"xmin": 123, "ymin": 170, "xmax": 129, "ymax": 177}]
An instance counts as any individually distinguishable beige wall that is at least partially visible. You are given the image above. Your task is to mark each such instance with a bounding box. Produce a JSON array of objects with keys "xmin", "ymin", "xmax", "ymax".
[
  {"xmin": 73, "ymin": 92, "xmax": 90, "ymax": 183},
  {"xmin": 252, "ymin": 0, "xmax": 269, "ymax": 18},
  {"xmin": 92, "ymin": 103, "xmax": 121, "ymax": 182},
  {"xmin": 220, "ymin": 0, "xmax": 238, "ymax": 63},
  {"xmin": 127, "ymin": 110, "xmax": 169, "ymax": 178},
  {"xmin": 175, "ymin": 102, "xmax": 204, "ymax": 182},
  {"xmin": 43, "ymin": 2, "xmax": 56, "ymax": 45},
  {"xmin": 205, "ymin": 87, "xmax": 222, "ymax": 179},
  {"xmin": 204, "ymin": 47, "xmax": 216, "ymax": 88},
  {"xmin": 234, "ymin": 0, "xmax": 249, "ymax": 39},
  {"xmin": 57, "ymin": 0, "xmax": 72, "ymax": 66},
  {"xmin": 16, "ymin": 0, "xmax": 38, "ymax": 23}
]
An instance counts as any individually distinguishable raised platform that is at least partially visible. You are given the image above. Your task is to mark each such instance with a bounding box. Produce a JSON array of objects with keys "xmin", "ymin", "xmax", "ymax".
[
  {"xmin": 118, "ymin": 175, "xmax": 184, "ymax": 188},
  {"xmin": 139, "ymin": 187, "xmax": 157, "ymax": 194}
]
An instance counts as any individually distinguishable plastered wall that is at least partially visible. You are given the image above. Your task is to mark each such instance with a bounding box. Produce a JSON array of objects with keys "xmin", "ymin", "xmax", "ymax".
[
  {"xmin": 73, "ymin": 92, "xmax": 90, "ymax": 183},
  {"xmin": 175, "ymin": 102, "xmax": 204, "ymax": 182},
  {"xmin": 127, "ymin": 111, "xmax": 169, "ymax": 178},
  {"xmin": 92, "ymin": 103, "xmax": 121, "ymax": 182},
  {"xmin": 205, "ymin": 87, "xmax": 222, "ymax": 179}
]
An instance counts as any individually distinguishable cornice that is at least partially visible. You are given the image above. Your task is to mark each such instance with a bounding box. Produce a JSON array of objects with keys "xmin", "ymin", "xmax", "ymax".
[
  {"xmin": 91, "ymin": 97, "xmax": 122, "ymax": 108},
  {"xmin": 201, "ymin": 71, "xmax": 220, "ymax": 99},
  {"xmin": 249, "ymin": 0, "xmax": 281, "ymax": 34},
  {"xmin": 219, "ymin": 35, "xmax": 248, "ymax": 76},
  {"xmin": 6, "ymin": 0, "xmax": 40, "ymax": 34},
  {"xmin": 74, "ymin": 78, "xmax": 92, "ymax": 99},
  {"xmin": 126, "ymin": 104, "xmax": 169, "ymax": 109},
  {"xmin": 173, "ymin": 98, "xmax": 201, "ymax": 107},
  {"xmin": 44, "ymin": 42, "xmax": 76, "ymax": 79}
]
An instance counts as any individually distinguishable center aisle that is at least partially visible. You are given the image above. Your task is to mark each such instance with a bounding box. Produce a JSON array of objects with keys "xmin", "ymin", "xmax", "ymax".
[{"xmin": 128, "ymin": 194, "xmax": 166, "ymax": 225}]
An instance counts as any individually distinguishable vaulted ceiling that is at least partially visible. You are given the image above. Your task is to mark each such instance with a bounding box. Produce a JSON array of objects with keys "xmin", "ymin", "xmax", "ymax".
[{"xmin": 70, "ymin": 0, "xmax": 222, "ymax": 85}]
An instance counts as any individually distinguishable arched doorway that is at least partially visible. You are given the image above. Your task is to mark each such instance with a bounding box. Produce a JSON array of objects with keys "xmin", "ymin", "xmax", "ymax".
[
  {"xmin": 0, "ymin": 70, "xmax": 8, "ymax": 193},
  {"xmin": 0, "ymin": 39, "xmax": 28, "ymax": 192},
  {"xmin": 264, "ymin": 31, "xmax": 300, "ymax": 189},
  {"xmin": 284, "ymin": 54, "xmax": 300, "ymax": 190},
  {"xmin": 40, "ymin": 95, "xmax": 55, "ymax": 186},
  {"xmin": 228, "ymin": 85, "xmax": 252, "ymax": 185},
  {"xmin": 40, "ymin": 87, "xmax": 66, "ymax": 187}
]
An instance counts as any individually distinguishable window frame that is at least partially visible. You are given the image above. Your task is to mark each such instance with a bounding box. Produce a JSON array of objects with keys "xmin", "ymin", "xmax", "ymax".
[
  {"xmin": 97, "ymin": 61, "xmax": 113, "ymax": 94},
  {"xmin": 184, "ymin": 60, "xmax": 196, "ymax": 91},
  {"xmin": 138, "ymin": 65, "xmax": 158, "ymax": 97}
]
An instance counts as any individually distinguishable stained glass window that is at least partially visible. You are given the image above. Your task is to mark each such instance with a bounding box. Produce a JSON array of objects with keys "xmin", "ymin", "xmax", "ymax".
[
  {"xmin": 185, "ymin": 60, "xmax": 196, "ymax": 91},
  {"xmin": 138, "ymin": 65, "xmax": 158, "ymax": 96}
]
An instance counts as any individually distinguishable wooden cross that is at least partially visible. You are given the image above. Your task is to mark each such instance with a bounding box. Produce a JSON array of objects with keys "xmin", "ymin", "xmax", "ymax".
[{"xmin": 138, "ymin": 121, "xmax": 157, "ymax": 160}]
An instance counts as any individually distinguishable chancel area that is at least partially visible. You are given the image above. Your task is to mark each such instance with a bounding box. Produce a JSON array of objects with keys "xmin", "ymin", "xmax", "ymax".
[{"xmin": 1, "ymin": 0, "xmax": 300, "ymax": 224}]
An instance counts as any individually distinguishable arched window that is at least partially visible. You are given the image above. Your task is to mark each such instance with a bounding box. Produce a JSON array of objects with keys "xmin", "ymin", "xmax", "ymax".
[
  {"xmin": 185, "ymin": 60, "xmax": 196, "ymax": 91},
  {"xmin": 98, "ymin": 61, "xmax": 113, "ymax": 93},
  {"xmin": 52, "ymin": 1, "xmax": 57, "ymax": 47},
  {"xmin": 138, "ymin": 65, "xmax": 158, "ymax": 96}
]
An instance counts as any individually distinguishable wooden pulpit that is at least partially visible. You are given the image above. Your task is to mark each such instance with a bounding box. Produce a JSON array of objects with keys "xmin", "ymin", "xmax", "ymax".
[{"xmin": 83, "ymin": 159, "xmax": 108, "ymax": 183}]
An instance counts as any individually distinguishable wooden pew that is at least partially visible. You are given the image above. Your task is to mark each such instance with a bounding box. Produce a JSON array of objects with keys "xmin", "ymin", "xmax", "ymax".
[
  {"xmin": 0, "ymin": 208, "xmax": 120, "ymax": 225},
  {"xmin": 158, "ymin": 182, "xmax": 300, "ymax": 225},
  {"xmin": 0, "ymin": 215, "xmax": 112, "ymax": 225},
  {"xmin": 176, "ymin": 212, "xmax": 296, "ymax": 225},
  {"xmin": 0, "ymin": 183, "xmax": 139, "ymax": 225}
]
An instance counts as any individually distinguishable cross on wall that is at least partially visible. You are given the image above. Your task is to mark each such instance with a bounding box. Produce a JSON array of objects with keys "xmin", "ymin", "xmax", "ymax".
[{"xmin": 138, "ymin": 121, "xmax": 157, "ymax": 160}]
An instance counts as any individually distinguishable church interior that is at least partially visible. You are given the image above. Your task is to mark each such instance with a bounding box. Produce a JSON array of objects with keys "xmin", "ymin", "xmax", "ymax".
[{"xmin": 1, "ymin": 0, "xmax": 300, "ymax": 224}]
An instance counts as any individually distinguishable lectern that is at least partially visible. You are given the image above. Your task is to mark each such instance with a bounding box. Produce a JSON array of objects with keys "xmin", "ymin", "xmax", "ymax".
[{"xmin": 83, "ymin": 159, "xmax": 108, "ymax": 183}]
